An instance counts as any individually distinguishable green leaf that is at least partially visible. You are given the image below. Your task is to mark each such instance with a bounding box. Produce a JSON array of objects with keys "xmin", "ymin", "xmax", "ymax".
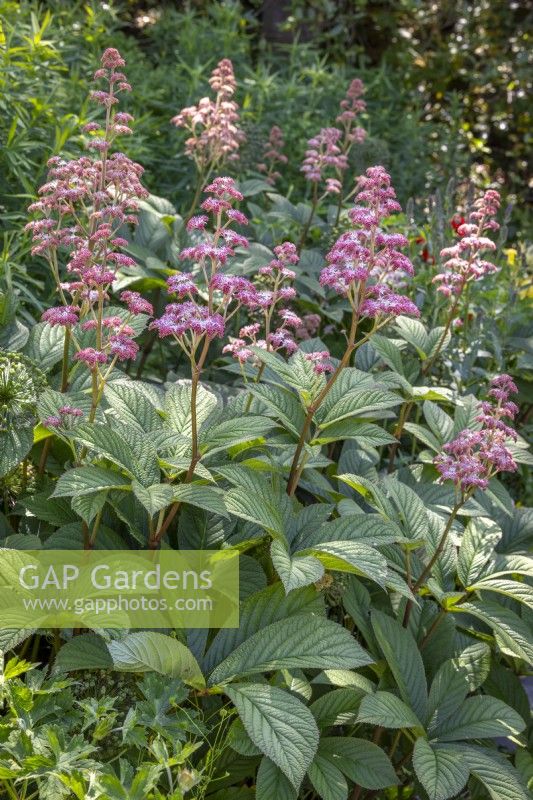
[
  {"xmin": 394, "ymin": 317, "xmax": 429, "ymax": 358},
  {"xmin": 0, "ymin": 427, "xmax": 34, "ymax": 478},
  {"xmin": 104, "ymin": 382, "xmax": 163, "ymax": 433},
  {"xmin": 468, "ymin": 577, "xmax": 533, "ymax": 610},
  {"xmin": 457, "ymin": 518, "xmax": 501, "ymax": 587},
  {"xmin": 318, "ymin": 737, "xmax": 398, "ymax": 789},
  {"xmin": 224, "ymin": 485, "xmax": 284, "ymax": 536},
  {"xmin": 200, "ymin": 414, "xmax": 274, "ymax": 456},
  {"xmin": 24, "ymin": 322, "xmax": 65, "ymax": 371},
  {"xmin": 52, "ymin": 465, "xmax": 131, "ymax": 497},
  {"xmin": 403, "ymin": 422, "xmax": 442, "ymax": 452},
  {"xmin": 172, "ymin": 483, "xmax": 228, "ymax": 518},
  {"xmin": 310, "ymin": 687, "xmax": 367, "ymax": 727},
  {"xmin": 317, "ymin": 388, "xmax": 402, "ymax": 428},
  {"xmin": 371, "ymin": 610, "xmax": 428, "ymax": 722},
  {"xmin": 357, "ymin": 691, "xmax": 423, "ymax": 729},
  {"xmin": 256, "ymin": 757, "xmax": 296, "ymax": 800},
  {"xmin": 312, "ymin": 421, "xmax": 397, "ymax": 446},
  {"xmin": 369, "ymin": 334, "xmax": 407, "ymax": 376},
  {"xmin": 308, "ymin": 754, "xmax": 348, "ymax": 800},
  {"xmin": 457, "ymin": 745, "xmax": 530, "ymax": 800},
  {"xmin": 70, "ymin": 423, "xmax": 159, "ymax": 487},
  {"xmin": 108, "ymin": 632, "xmax": 205, "ymax": 688},
  {"xmin": 300, "ymin": 541, "xmax": 388, "ymax": 585},
  {"xmin": 413, "ymin": 739, "xmax": 469, "ymax": 800},
  {"xmin": 225, "ymin": 683, "xmax": 319, "ymax": 790},
  {"xmin": 271, "ymin": 539, "xmax": 324, "ymax": 592},
  {"xmin": 71, "ymin": 490, "xmax": 108, "ymax": 525},
  {"xmin": 423, "ymin": 401, "xmax": 454, "ymax": 443},
  {"xmin": 53, "ymin": 634, "xmax": 112, "ymax": 673},
  {"xmin": 132, "ymin": 481, "xmax": 173, "ymax": 516},
  {"xmin": 427, "ymin": 645, "xmax": 490, "ymax": 730},
  {"xmin": 244, "ymin": 383, "xmax": 305, "ymax": 437},
  {"xmin": 452, "ymin": 601, "xmax": 533, "ymax": 664},
  {"xmin": 164, "ymin": 382, "xmax": 218, "ymax": 437},
  {"xmin": 209, "ymin": 614, "xmax": 371, "ymax": 685},
  {"xmin": 432, "ymin": 695, "xmax": 525, "ymax": 741}
]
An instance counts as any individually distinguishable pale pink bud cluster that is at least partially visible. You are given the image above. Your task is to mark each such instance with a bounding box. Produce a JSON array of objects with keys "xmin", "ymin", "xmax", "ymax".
[
  {"xmin": 320, "ymin": 166, "xmax": 418, "ymax": 319},
  {"xmin": 171, "ymin": 59, "xmax": 245, "ymax": 171},
  {"xmin": 336, "ymin": 78, "xmax": 367, "ymax": 145},
  {"xmin": 304, "ymin": 351, "xmax": 334, "ymax": 374},
  {"xmin": 295, "ymin": 313, "xmax": 321, "ymax": 340},
  {"xmin": 257, "ymin": 125, "xmax": 288, "ymax": 185},
  {"xmin": 434, "ymin": 374, "xmax": 518, "ymax": 492},
  {"xmin": 28, "ymin": 48, "xmax": 152, "ymax": 374},
  {"xmin": 433, "ymin": 189, "xmax": 501, "ymax": 297},
  {"xmin": 301, "ymin": 127, "xmax": 347, "ymax": 191}
]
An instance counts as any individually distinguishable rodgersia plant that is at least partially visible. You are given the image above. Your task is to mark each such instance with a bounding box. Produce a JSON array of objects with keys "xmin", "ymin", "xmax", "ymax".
[
  {"xmin": 1, "ymin": 45, "xmax": 532, "ymax": 800},
  {"xmin": 171, "ymin": 58, "xmax": 245, "ymax": 215}
]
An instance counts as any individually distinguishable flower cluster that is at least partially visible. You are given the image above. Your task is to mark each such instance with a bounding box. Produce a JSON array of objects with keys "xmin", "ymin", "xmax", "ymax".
[
  {"xmin": 320, "ymin": 166, "xmax": 418, "ymax": 319},
  {"xmin": 150, "ymin": 177, "xmax": 254, "ymax": 354},
  {"xmin": 336, "ymin": 78, "xmax": 367, "ymax": 145},
  {"xmin": 301, "ymin": 78, "xmax": 366, "ymax": 195},
  {"xmin": 43, "ymin": 405, "xmax": 84, "ymax": 430},
  {"xmin": 171, "ymin": 59, "xmax": 245, "ymax": 173},
  {"xmin": 222, "ymin": 242, "xmax": 301, "ymax": 364},
  {"xmin": 301, "ymin": 127, "xmax": 347, "ymax": 194},
  {"xmin": 433, "ymin": 189, "xmax": 501, "ymax": 297},
  {"xmin": 434, "ymin": 374, "xmax": 518, "ymax": 492},
  {"xmin": 27, "ymin": 48, "xmax": 150, "ymax": 376},
  {"xmin": 257, "ymin": 125, "xmax": 288, "ymax": 185}
]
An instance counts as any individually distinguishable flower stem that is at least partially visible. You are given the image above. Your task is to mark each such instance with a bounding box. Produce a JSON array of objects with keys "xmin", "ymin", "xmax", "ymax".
[{"xmin": 297, "ymin": 183, "xmax": 318, "ymax": 253}]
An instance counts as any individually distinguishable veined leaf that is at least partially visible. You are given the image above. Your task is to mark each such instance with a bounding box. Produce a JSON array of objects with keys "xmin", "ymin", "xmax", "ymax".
[
  {"xmin": 317, "ymin": 389, "xmax": 401, "ymax": 428},
  {"xmin": 200, "ymin": 414, "xmax": 274, "ymax": 456},
  {"xmin": 452, "ymin": 600, "xmax": 533, "ymax": 664},
  {"xmin": 423, "ymin": 401, "xmax": 454, "ymax": 443},
  {"xmin": 164, "ymin": 382, "xmax": 218, "ymax": 437},
  {"xmin": 172, "ymin": 483, "xmax": 228, "ymax": 518},
  {"xmin": 132, "ymin": 481, "xmax": 173, "ymax": 516},
  {"xmin": 369, "ymin": 334, "xmax": 407, "ymax": 376},
  {"xmin": 271, "ymin": 539, "xmax": 324, "ymax": 592},
  {"xmin": 246, "ymin": 383, "xmax": 305, "ymax": 437},
  {"xmin": 53, "ymin": 634, "xmax": 112, "ymax": 673},
  {"xmin": 310, "ymin": 687, "xmax": 367, "ymax": 727},
  {"xmin": 224, "ymin": 485, "xmax": 284, "ymax": 536},
  {"xmin": 454, "ymin": 745, "xmax": 530, "ymax": 800},
  {"xmin": 413, "ymin": 739, "xmax": 469, "ymax": 800},
  {"xmin": 256, "ymin": 757, "xmax": 296, "ymax": 800},
  {"xmin": 318, "ymin": 737, "xmax": 398, "ymax": 789},
  {"xmin": 403, "ymin": 422, "xmax": 442, "ymax": 452},
  {"xmin": 427, "ymin": 644, "xmax": 490, "ymax": 730},
  {"xmin": 357, "ymin": 691, "xmax": 423, "ymax": 730},
  {"xmin": 298, "ymin": 541, "xmax": 388, "ymax": 585},
  {"xmin": 52, "ymin": 465, "xmax": 131, "ymax": 497},
  {"xmin": 104, "ymin": 382, "xmax": 163, "ymax": 433},
  {"xmin": 312, "ymin": 420, "xmax": 397, "ymax": 446},
  {"xmin": 225, "ymin": 683, "xmax": 319, "ymax": 789},
  {"xmin": 308, "ymin": 754, "xmax": 348, "ymax": 800},
  {"xmin": 394, "ymin": 316, "xmax": 429, "ymax": 357},
  {"xmin": 209, "ymin": 613, "xmax": 371, "ymax": 685},
  {"xmin": 371, "ymin": 610, "xmax": 428, "ymax": 722},
  {"xmin": 108, "ymin": 632, "xmax": 205, "ymax": 688},
  {"xmin": 457, "ymin": 517, "xmax": 501, "ymax": 587},
  {"xmin": 433, "ymin": 695, "xmax": 525, "ymax": 741},
  {"xmin": 468, "ymin": 577, "xmax": 533, "ymax": 610}
]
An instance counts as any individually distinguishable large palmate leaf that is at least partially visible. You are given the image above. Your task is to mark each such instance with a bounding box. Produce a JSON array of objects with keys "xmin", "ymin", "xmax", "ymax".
[
  {"xmin": 172, "ymin": 483, "xmax": 228, "ymax": 517},
  {"xmin": 225, "ymin": 683, "xmax": 319, "ymax": 790},
  {"xmin": 413, "ymin": 739, "xmax": 469, "ymax": 800},
  {"xmin": 298, "ymin": 541, "xmax": 388, "ymax": 585},
  {"xmin": 104, "ymin": 382, "xmax": 163, "ymax": 433},
  {"xmin": 132, "ymin": 481, "xmax": 174, "ymax": 516},
  {"xmin": 24, "ymin": 322, "xmax": 65, "ymax": 371},
  {"xmin": 371, "ymin": 610, "xmax": 428, "ymax": 722},
  {"xmin": 224, "ymin": 479, "xmax": 285, "ymax": 536},
  {"xmin": 209, "ymin": 614, "xmax": 371, "ymax": 685},
  {"xmin": 108, "ymin": 631, "xmax": 204, "ymax": 688}
]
